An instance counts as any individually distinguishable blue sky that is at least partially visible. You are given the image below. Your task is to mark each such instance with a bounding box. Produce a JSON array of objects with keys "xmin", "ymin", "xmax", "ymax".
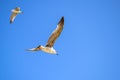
[{"xmin": 0, "ymin": 0, "xmax": 120, "ymax": 80}]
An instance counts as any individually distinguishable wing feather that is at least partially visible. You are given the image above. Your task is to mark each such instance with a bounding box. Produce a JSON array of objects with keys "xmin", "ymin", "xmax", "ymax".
[
  {"xmin": 46, "ymin": 17, "xmax": 64, "ymax": 47},
  {"xmin": 10, "ymin": 13, "xmax": 17, "ymax": 24}
]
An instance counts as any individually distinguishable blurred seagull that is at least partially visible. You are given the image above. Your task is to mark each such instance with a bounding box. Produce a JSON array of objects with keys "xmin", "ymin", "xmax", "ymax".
[
  {"xmin": 10, "ymin": 7, "xmax": 23, "ymax": 24},
  {"xmin": 27, "ymin": 17, "xmax": 64, "ymax": 55}
]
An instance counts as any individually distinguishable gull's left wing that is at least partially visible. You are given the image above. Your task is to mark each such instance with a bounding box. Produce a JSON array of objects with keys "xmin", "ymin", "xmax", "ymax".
[
  {"xmin": 45, "ymin": 17, "xmax": 64, "ymax": 47},
  {"xmin": 10, "ymin": 13, "xmax": 17, "ymax": 24}
]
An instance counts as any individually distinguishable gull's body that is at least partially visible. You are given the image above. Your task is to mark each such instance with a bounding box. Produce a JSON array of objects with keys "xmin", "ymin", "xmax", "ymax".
[
  {"xmin": 28, "ymin": 17, "xmax": 64, "ymax": 55},
  {"xmin": 28, "ymin": 45, "xmax": 57, "ymax": 54},
  {"xmin": 10, "ymin": 7, "xmax": 23, "ymax": 24}
]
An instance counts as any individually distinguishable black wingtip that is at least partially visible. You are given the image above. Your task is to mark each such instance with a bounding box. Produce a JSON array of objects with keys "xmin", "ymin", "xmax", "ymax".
[
  {"xmin": 58, "ymin": 16, "xmax": 64, "ymax": 24},
  {"xmin": 61, "ymin": 16, "xmax": 64, "ymax": 21}
]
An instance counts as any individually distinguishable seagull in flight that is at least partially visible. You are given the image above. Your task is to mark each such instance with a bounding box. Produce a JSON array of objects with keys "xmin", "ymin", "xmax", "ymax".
[
  {"xmin": 27, "ymin": 17, "xmax": 64, "ymax": 55},
  {"xmin": 10, "ymin": 7, "xmax": 23, "ymax": 24}
]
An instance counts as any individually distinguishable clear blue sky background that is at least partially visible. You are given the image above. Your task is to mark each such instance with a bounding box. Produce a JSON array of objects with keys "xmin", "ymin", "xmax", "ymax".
[{"xmin": 0, "ymin": 0, "xmax": 120, "ymax": 80}]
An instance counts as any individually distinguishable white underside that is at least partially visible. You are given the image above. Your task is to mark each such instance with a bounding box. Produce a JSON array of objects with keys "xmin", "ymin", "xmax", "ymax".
[
  {"xmin": 41, "ymin": 47, "xmax": 57, "ymax": 54},
  {"xmin": 28, "ymin": 46, "xmax": 57, "ymax": 55}
]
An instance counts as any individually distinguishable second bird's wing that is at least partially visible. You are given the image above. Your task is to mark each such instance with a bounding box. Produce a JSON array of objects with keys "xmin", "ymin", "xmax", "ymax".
[{"xmin": 10, "ymin": 13, "xmax": 17, "ymax": 24}]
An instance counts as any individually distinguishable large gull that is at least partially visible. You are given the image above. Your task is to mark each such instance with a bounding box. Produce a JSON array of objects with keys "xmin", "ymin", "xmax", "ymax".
[{"xmin": 27, "ymin": 17, "xmax": 64, "ymax": 55}]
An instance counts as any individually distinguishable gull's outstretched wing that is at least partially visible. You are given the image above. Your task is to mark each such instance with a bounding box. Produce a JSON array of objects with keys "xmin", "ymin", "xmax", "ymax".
[
  {"xmin": 45, "ymin": 17, "xmax": 64, "ymax": 47},
  {"xmin": 10, "ymin": 13, "xmax": 17, "ymax": 24},
  {"xmin": 27, "ymin": 45, "xmax": 41, "ymax": 51}
]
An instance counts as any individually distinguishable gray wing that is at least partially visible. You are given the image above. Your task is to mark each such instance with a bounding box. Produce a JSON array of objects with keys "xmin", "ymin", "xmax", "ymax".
[
  {"xmin": 10, "ymin": 13, "xmax": 17, "ymax": 24},
  {"xmin": 46, "ymin": 17, "xmax": 64, "ymax": 47}
]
